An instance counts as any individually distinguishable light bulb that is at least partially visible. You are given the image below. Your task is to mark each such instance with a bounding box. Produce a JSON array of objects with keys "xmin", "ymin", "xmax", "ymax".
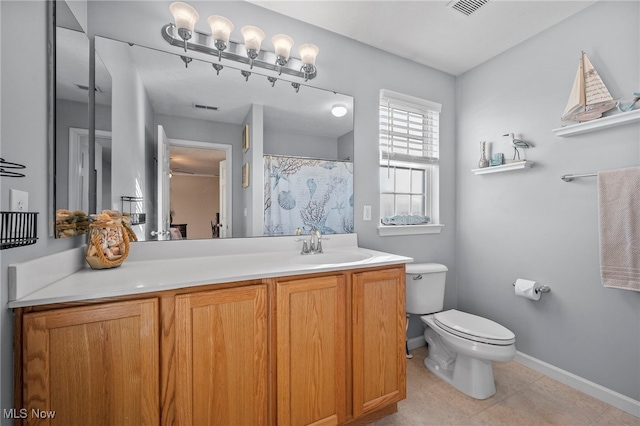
[
  {"xmin": 169, "ymin": 2, "xmax": 199, "ymax": 51},
  {"xmin": 169, "ymin": 2, "xmax": 199, "ymax": 36},
  {"xmin": 271, "ymin": 34, "xmax": 294, "ymax": 66},
  {"xmin": 298, "ymin": 43, "xmax": 319, "ymax": 67},
  {"xmin": 241, "ymin": 26, "xmax": 265, "ymax": 53},
  {"xmin": 207, "ymin": 15, "xmax": 234, "ymax": 44}
]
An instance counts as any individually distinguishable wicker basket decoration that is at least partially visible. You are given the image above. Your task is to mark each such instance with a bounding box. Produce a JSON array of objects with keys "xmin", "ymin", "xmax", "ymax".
[{"xmin": 85, "ymin": 211, "xmax": 130, "ymax": 269}]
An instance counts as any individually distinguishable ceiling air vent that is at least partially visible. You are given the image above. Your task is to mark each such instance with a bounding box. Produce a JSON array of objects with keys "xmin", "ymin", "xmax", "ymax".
[
  {"xmin": 446, "ymin": 0, "xmax": 489, "ymax": 16},
  {"xmin": 193, "ymin": 103, "xmax": 219, "ymax": 111}
]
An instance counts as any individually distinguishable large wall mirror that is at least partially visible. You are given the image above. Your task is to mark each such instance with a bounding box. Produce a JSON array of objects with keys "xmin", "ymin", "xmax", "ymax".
[{"xmin": 50, "ymin": 1, "xmax": 354, "ymax": 242}]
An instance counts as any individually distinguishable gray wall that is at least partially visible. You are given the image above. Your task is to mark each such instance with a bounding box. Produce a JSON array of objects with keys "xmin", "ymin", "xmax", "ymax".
[
  {"xmin": 95, "ymin": 35, "xmax": 155, "ymax": 239},
  {"xmin": 456, "ymin": 1, "xmax": 640, "ymax": 400},
  {"xmin": 264, "ymin": 128, "xmax": 339, "ymax": 160},
  {"xmin": 1, "ymin": 1, "xmax": 86, "ymax": 417}
]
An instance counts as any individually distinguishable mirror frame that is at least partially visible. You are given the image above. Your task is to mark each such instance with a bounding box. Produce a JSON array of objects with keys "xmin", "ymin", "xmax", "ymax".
[{"xmin": 47, "ymin": 0, "xmax": 55, "ymax": 237}]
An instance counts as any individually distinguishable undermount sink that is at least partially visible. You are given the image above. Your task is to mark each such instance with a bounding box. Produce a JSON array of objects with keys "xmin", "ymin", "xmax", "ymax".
[{"xmin": 293, "ymin": 251, "xmax": 373, "ymax": 265}]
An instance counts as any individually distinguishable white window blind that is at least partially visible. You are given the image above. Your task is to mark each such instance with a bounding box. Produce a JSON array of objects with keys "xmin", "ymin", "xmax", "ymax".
[{"xmin": 379, "ymin": 90, "xmax": 441, "ymax": 165}]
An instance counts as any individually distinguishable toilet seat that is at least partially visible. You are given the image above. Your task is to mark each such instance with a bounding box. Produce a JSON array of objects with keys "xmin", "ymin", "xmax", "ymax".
[{"xmin": 433, "ymin": 309, "xmax": 515, "ymax": 346}]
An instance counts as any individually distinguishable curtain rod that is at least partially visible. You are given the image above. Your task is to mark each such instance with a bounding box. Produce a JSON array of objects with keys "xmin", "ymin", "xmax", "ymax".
[{"xmin": 264, "ymin": 154, "xmax": 352, "ymax": 163}]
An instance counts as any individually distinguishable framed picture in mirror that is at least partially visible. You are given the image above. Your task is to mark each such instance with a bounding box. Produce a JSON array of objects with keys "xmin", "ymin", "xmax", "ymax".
[
  {"xmin": 242, "ymin": 124, "xmax": 250, "ymax": 153},
  {"xmin": 243, "ymin": 162, "xmax": 250, "ymax": 188}
]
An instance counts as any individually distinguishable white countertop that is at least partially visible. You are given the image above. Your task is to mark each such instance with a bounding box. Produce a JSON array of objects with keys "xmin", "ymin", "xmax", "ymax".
[{"xmin": 8, "ymin": 235, "xmax": 412, "ymax": 308}]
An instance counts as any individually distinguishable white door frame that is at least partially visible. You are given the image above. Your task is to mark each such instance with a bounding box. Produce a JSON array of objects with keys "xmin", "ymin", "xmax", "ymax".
[
  {"xmin": 167, "ymin": 138, "xmax": 233, "ymax": 238},
  {"xmin": 68, "ymin": 127, "xmax": 112, "ymax": 212},
  {"xmin": 157, "ymin": 125, "xmax": 171, "ymax": 240}
]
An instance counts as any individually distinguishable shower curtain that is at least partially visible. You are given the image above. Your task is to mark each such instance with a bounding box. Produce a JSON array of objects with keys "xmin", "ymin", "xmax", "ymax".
[{"xmin": 263, "ymin": 155, "xmax": 354, "ymax": 236}]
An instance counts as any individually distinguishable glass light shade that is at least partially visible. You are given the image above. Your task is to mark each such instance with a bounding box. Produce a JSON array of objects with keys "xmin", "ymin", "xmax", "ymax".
[
  {"xmin": 331, "ymin": 105, "xmax": 348, "ymax": 118},
  {"xmin": 298, "ymin": 43, "xmax": 319, "ymax": 66},
  {"xmin": 207, "ymin": 15, "xmax": 234, "ymax": 42},
  {"xmin": 169, "ymin": 2, "xmax": 200, "ymax": 34},
  {"xmin": 271, "ymin": 34, "xmax": 294, "ymax": 60},
  {"xmin": 241, "ymin": 26, "xmax": 266, "ymax": 52}
]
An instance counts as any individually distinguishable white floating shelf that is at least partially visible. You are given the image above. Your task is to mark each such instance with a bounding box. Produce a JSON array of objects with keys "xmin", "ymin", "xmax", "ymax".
[
  {"xmin": 552, "ymin": 109, "xmax": 640, "ymax": 137},
  {"xmin": 472, "ymin": 161, "xmax": 533, "ymax": 175}
]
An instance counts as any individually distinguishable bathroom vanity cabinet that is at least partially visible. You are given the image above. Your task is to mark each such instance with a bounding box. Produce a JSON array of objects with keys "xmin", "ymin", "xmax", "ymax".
[
  {"xmin": 18, "ymin": 298, "xmax": 160, "ymax": 425},
  {"xmin": 173, "ymin": 284, "xmax": 269, "ymax": 425},
  {"xmin": 14, "ymin": 264, "xmax": 406, "ymax": 426}
]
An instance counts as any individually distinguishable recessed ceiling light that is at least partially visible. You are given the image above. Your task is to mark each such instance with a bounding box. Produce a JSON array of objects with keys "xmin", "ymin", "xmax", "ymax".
[{"xmin": 331, "ymin": 105, "xmax": 347, "ymax": 117}]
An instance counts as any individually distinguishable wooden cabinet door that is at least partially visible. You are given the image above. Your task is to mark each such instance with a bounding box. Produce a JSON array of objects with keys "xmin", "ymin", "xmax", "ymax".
[
  {"xmin": 175, "ymin": 285, "xmax": 268, "ymax": 425},
  {"xmin": 22, "ymin": 298, "xmax": 159, "ymax": 425},
  {"xmin": 276, "ymin": 274, "xmax": 346, "ymax": 426},
  {"xmin": 352, "ymin": 267, "xmax": 406, "ymax": 418}
]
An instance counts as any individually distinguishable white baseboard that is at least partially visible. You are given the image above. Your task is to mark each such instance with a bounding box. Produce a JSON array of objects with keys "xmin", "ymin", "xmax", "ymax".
[
  {"xmin": 514, "ymin": 352, "xmax": 639, "ymax": 419},
  {"xmin": 407, "ymin": 336, "xmax": 426, "ymax": 351},
  {"xmin": 405, "ymin": 339, "xmax": 639, "ymax": 419}
]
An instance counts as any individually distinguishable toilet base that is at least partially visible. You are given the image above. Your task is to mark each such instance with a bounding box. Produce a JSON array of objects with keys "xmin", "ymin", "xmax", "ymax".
[
  {"xmin": 424, "ymin": 327, "xmax": 497, "ymax": 400},
  {"xmin": 424, "ymin": 352, "xmax": 496, "ymax": 399}
]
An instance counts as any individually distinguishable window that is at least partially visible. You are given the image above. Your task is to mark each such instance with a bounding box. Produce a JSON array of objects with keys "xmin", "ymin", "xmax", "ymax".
[{"xmin": 378, "ymin": 89, "xmax": 443, "ymax": 236}]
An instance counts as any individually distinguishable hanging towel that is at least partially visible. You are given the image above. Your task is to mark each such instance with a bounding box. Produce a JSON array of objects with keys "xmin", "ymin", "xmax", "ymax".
[{"xmin": 598, "ymin": 166, "xmax": 640, "ymax": 292}]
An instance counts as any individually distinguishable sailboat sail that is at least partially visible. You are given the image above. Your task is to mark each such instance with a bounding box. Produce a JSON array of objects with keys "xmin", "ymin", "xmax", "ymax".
[
  {"xmin": 563, "ymin": 61, "xmax": 585, "ymax": 116},
  {"xmin": 583, "ymin": 54, "xmax": 614, "ymax": 106},
  {"xmin": 561, "ymin": 52, "xmax": 617, "ymax": 122}
]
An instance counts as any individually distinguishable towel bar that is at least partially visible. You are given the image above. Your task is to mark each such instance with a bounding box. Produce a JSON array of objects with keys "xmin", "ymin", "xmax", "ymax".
[{"xmin": 561, "ymin": 173, "xmax": 597, "ymax": 182}]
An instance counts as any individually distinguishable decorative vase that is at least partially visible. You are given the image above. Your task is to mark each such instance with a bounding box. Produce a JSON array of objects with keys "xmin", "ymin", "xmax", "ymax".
[{"xmin": 478, "ymin": 141, "xmax": 489, "ymax": 168}]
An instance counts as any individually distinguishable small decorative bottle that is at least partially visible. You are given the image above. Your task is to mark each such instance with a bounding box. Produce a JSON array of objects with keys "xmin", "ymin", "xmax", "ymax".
[{"xmin": 478, "ymin": 141, "xmax": 489, "ymax": 168}]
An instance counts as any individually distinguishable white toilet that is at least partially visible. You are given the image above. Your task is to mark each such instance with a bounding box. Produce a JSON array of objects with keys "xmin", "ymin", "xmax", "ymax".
[{"xmin": 406, "ymin": 263, "xmax": 516, "ymax": 399}]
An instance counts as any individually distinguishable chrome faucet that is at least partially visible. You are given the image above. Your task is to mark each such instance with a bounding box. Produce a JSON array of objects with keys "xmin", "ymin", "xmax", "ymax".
[
  {"xmin": 295, "ymin": 229, "xmax": 327, "ymax": 255},
  {"xmin": 310, "ymin": 230, "xmax": 323, "ymax": 254}
]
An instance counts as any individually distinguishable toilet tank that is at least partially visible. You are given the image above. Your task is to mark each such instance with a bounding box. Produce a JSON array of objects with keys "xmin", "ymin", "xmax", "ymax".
[{"xmin": 405, "ymin": 263, "xmax": 448, "ymax": 315}]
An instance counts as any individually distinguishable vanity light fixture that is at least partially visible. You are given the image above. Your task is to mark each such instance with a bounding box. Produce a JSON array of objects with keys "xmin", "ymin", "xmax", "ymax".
[
  {"xmin": 164, "ymin": 2, "xmax": 318, "ymax": 80},
  {"xmin": 212, "ymin": 63, "xmax": 223, "ymax": 75},
  {"xmin": 169, "ymin": 2, "xmax": 200, "ymax": 52},
  {"xmin": 271, "ymin": 34, "xmax": 294, "ymax": 74},
  {"xmin": 331, "ymin": 105, "xmax": 348, "ymax": 118},
  {"xmin": 207, "ymin": 15, "xmax": 234, "ymax": 60},
  {"xmin": 241, "ymin": 25, "xmax": 266, "ymax": 69},
  {"xmin": 298, "ymin": 43, "xmax": 319, "ymax": 81}
]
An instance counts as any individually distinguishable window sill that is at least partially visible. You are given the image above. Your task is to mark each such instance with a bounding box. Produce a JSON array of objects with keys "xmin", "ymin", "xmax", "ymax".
[{"xmin": 378, "ymin": 224, "xmax": 444, "ymax": 237}]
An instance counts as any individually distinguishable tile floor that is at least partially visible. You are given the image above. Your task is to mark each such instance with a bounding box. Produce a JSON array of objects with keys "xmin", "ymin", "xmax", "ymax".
[{"xmin": 372, "ymin": 346, "xmax": 640, "ymax": 426}]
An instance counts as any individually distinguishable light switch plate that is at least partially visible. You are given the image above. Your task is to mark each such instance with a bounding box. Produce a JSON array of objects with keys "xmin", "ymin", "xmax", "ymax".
[
  {"xmin": 363, "ymin": 205, "xmax": 372, "ymax": 221},
  {"xmin": 9, "ymin": 189, "xmax": 28, "ymax": 212}
]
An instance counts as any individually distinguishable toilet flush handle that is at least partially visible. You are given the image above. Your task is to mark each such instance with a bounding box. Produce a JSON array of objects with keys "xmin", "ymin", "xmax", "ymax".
[{"xmin": 413, "ymin": 274, "xmax": 422, "ymax": 280}]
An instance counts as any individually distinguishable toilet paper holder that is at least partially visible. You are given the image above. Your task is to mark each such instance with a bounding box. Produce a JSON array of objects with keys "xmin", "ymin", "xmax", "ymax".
[{"xmin": 512, "ymin": 282, "xmax": 551, "ymax": 294}]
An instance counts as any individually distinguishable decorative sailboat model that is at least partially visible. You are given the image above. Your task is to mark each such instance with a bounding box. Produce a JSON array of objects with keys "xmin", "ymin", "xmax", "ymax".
[{"xmin": 561, "ymin": 51, "xmax": 618, "ymax": 122}]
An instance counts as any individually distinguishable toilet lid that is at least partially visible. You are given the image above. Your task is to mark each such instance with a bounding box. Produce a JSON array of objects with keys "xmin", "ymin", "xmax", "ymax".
[{"xmin": 434, "ymin": 309, "xmax": 515, "ymax": 345}]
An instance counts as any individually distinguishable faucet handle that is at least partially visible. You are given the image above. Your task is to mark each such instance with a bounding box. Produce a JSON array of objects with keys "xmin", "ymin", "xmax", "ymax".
[{"xmin": 300, "ymin": 239, "xmax": 310, "ymax": 254}]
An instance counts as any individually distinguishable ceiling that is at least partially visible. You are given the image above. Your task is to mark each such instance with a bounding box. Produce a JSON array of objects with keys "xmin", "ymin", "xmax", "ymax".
[{"xmin": 248, "ymin": 0, "xmax": 597, "ymax": 75}]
